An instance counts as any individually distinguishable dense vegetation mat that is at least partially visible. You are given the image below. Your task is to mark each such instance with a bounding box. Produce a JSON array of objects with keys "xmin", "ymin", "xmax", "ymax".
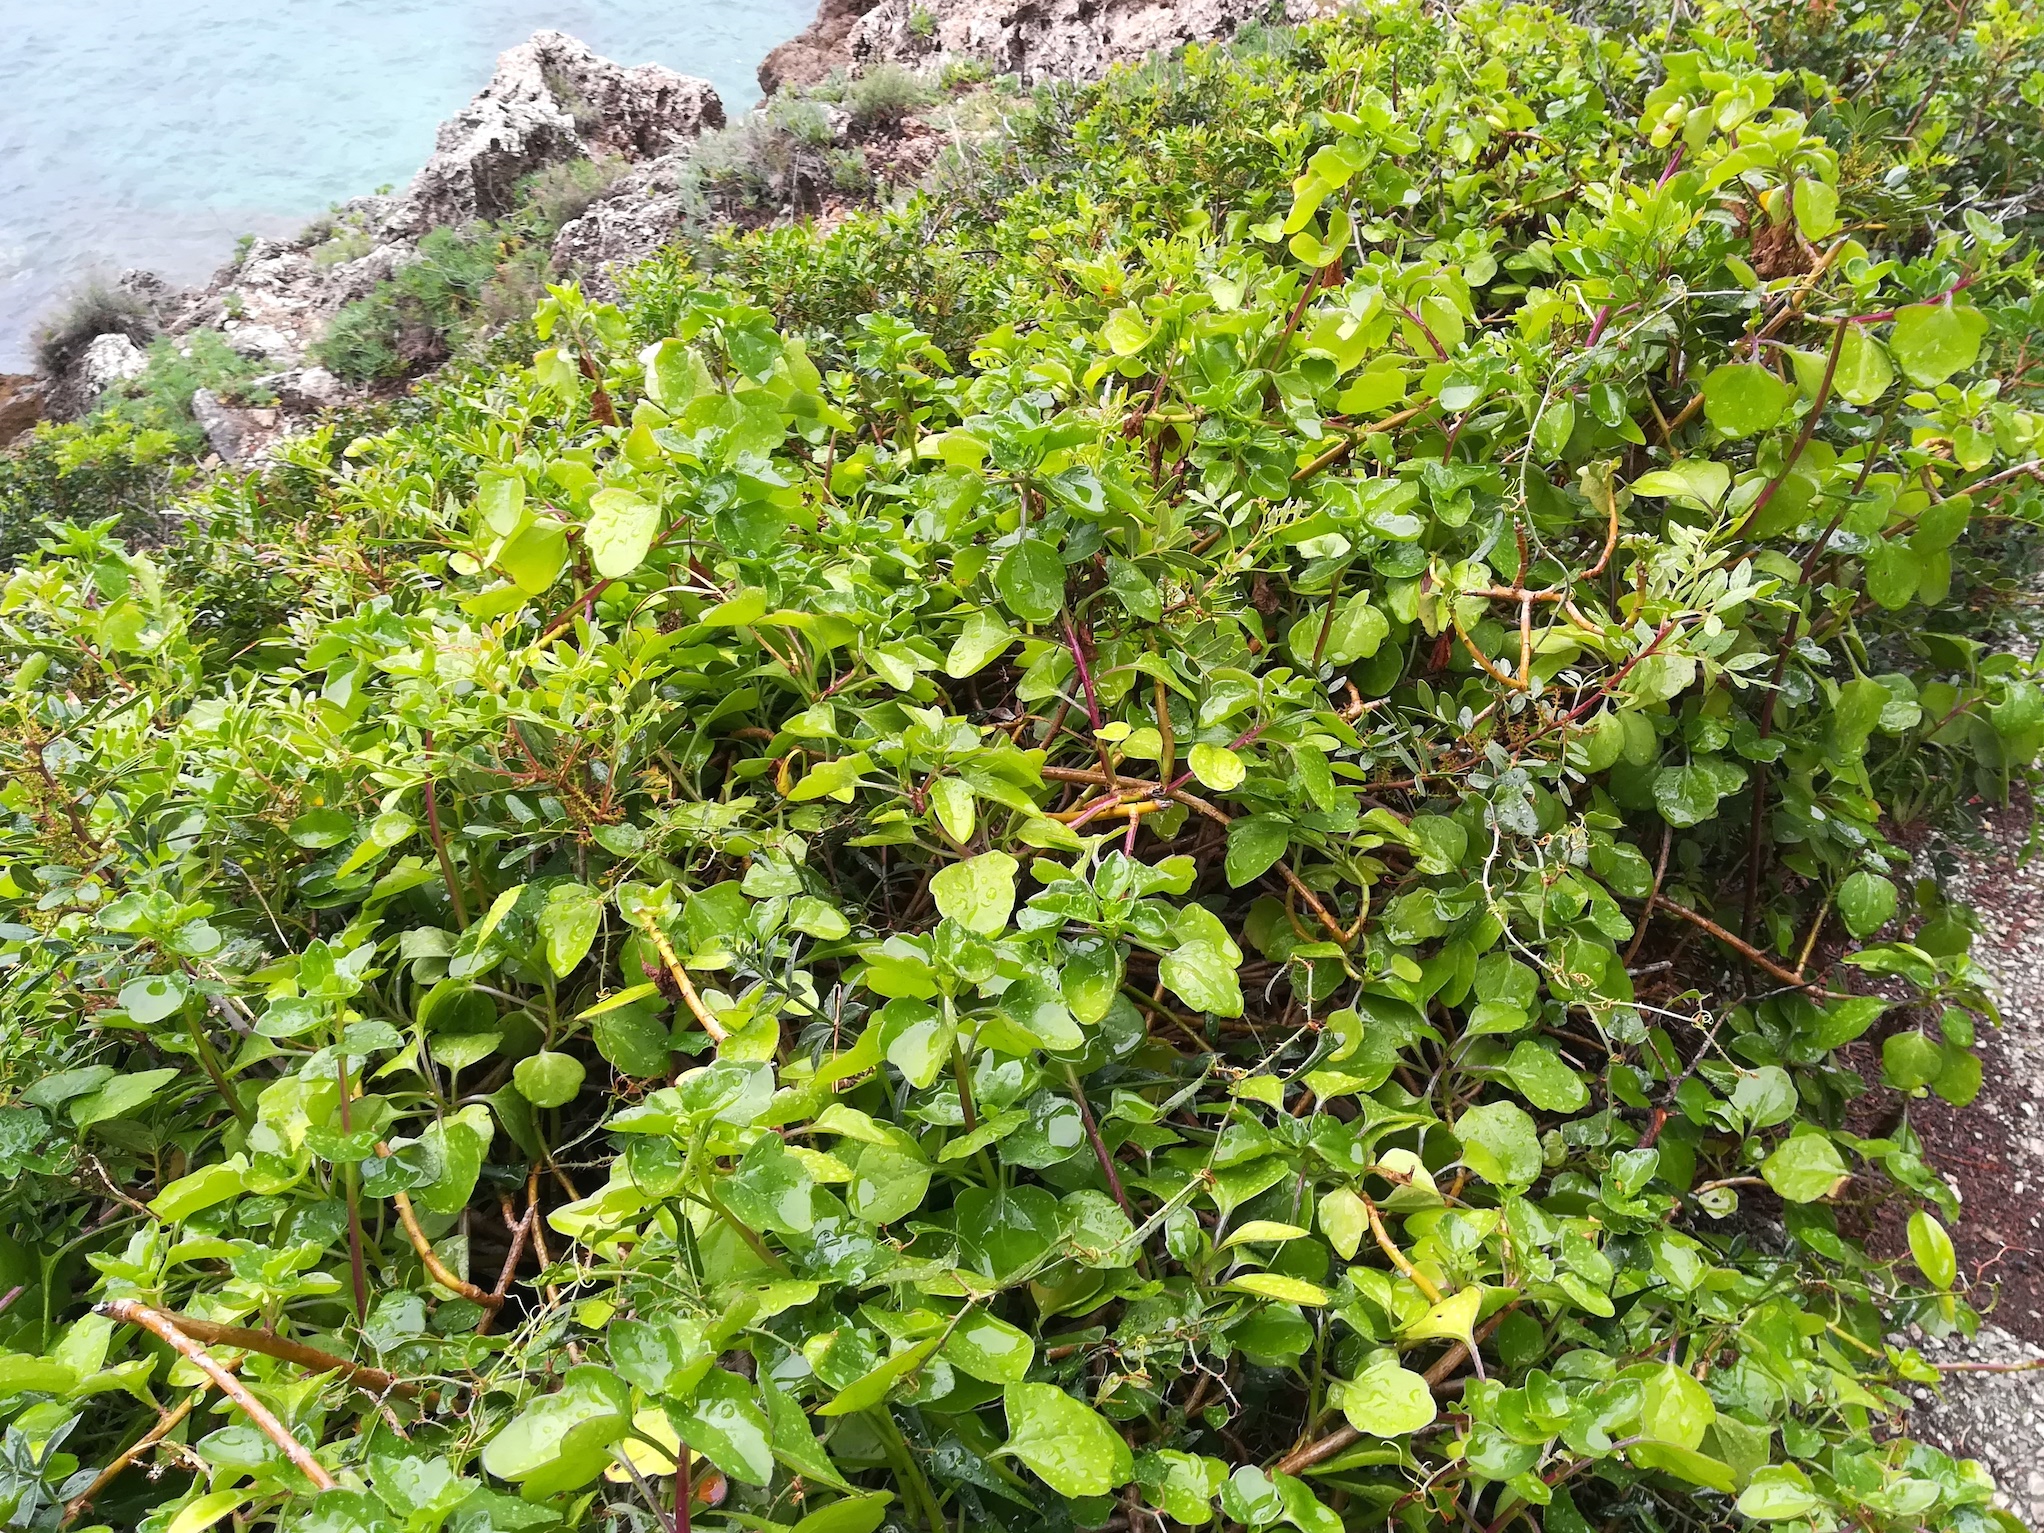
[{"xmin": 5, "ymin": 1, "xmax": 2044, "ymax": 1530}]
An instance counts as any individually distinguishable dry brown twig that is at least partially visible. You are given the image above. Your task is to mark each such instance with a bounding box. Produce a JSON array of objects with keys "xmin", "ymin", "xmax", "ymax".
[
  {"xmin": 98, "ymin": 1301, "xmax": 335, "ymax": 1492},
  {"xmin": 133, "ymin": 1311, "xmax": 417, "ymax": 1398},
  {"xmin": 373, "ymin": 1143, "xmax": 504, "ymax": 1310}
]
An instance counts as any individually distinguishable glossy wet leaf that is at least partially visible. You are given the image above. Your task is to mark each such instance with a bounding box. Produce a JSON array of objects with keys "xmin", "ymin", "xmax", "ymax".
[
  {"xmin": 1837, "ymin": 871, "xmax": 1898, "ymax": 937},
  {"xmin": 1737, "ymin": 1464, "xmax": 1823, "ymax": 1519},
  {"xmin": 72, "ymin": 1068, "xmax": 179, "ymax": 1129},
  {"xmin": 1226, "ymin": 815, "xmax": 1291, "ymax": 887},
  {"xmin": 584, "ymin": 487, "xmax": 662, "ymax": 578},
  {"xmin": 792, "ymin": 1492, "xmax": 894, "ymax": 1533},
  {"xmin": 1136, "ymin": 1449, "xmax": 1226, "ymax": 1525},
  {"xmin": 956, "ymin": 1184, "xmax": 1064, "ymax": 1280},
  {"xmin": 167, "ymin": 1491, "xmax": 253, "ymax": 1533},
  {"xmin": 513, "ymin": 1050, "xmax": 585, "ymax": 1108},
  {"xmin": 1001, "ymin": 1382, "xmax": 1134, "ymax": 1497},
  {"xmin": 930, "ymin": 851, "xmax": 1018, "ymax": 935},
  {"xmin": 1273, "ymin": 1471, "xmax": 1343, "ymax": 1533},
  {"xmin": 1503, "ymin": 1039, "xmax": 1588, "ymax": 1111},
  {"xmin": 118, "ymin": 973, "xmax": 187, "ymax": 1023},
  {"xmin": 1630, "ymin": 458, "xmax": 1729, "ymax": 507},
  {"xmin": 1226, "ymin": 1272, "xmax": 1329, "ymax": 1305},
  {"xmin": 945, "ymin": 611, "xmax": 1016, "ymax": 677},
  {"xmin": 1456, "ymin": 1100, "xmax": 1542, "ymax": 1186},
  {"xmin": 481, "ymin": 1365, "xmax": 630, "ymax": 1490},
  {"xmin": 843, "ymin": 1139, "xmax": 931, "ymax": 1225},
  {"xmin": 539, "ymin": 882, "xmax": 604, "ymax": 976},
  {"xmin": 943, "ymin": 1312, "xmax": 1036, "ymax": 1383},
  {"xmin": 1627, "ymin": 1441, "xmax": 1735, "ymax": 1492},
  {"xmin": 1762, "ymin": 1131, "xmax": 1850, "ymax": 1202},
  {"xmin": 995, "ymin": 538, "xmax": 1066, "ymax": 623},
  {"xmin": 761, "ymin": 1374, "xmax": 852, "ymax": 1490},
  {"xmin": 1402, "ymin": 1287, "xmax": 1481, "ymax": 1345},
  {"xmin": 1831, "ymin": 325, "xmax": 1895, "ymax": 405},
  {"xmin": 1703, "ymin": 363, "xmax": 1796, "ymax": 438},
  {"xmin": 668, "ymin": 1366, "xmax": 775, "ymax": 1483},
  {"xmin": 1634, "ymin": 1362, "xmax": 1714, "ymax": 1449},
  {"xmin": 723, "ymin": 1135, "xmax": 817, "ymax": 1234},
  {"xmin": 929, "ymin": 777, "xmax": 976, "ymax": 842},
  {"xmin": 1317, "ymin": 1187, "xmax": 1368, "ymax": 1260},
  {"xmin": 818, "ymin": 1338, "xmax": 941, "ymax": 1416},
  {"xmin": 1337, "ymin": 1356, "xmax": 1437, "ymax": 1436},
  {"xmin": 1189, "ymin": 743, "xmax": 1246, "ymax": 791},
  {"xmin": 1890, "ymin": 299, "xmax": 1989, "ymax": 387},
  {"xmin": 1059, "ymin": 935, "xmax": 1121, "ymax": 1024},
  {"xmin": 1909, "ymin": 1210, "xmax": 1957, "ymax": 1290},
  {"xmin": 1159, "ymin": 908, "xmax": 1244, "ymax": 1018}
]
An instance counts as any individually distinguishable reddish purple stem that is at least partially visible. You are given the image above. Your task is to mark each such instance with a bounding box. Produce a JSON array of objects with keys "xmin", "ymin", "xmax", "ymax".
[
  {"xmin": 1578, "ymin": 150, "xmax": 1679, "ymax": 356},
  {"xmin": 1848, "ymin": 272, "xmax": 1975, "ymax": 326},
  {"xmin": 1063, "ymin": 614, "xmax": 1104, "ymax": 730},
  {"xmin": 1068, "ymin": 793, "xmax": 1125, "ymax": 831}
]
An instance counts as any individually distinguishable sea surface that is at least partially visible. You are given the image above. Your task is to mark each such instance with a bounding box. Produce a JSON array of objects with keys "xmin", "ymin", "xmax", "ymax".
[{"xmin": 0, "ymin": 0, "xmax": 815, "ymax": 371}]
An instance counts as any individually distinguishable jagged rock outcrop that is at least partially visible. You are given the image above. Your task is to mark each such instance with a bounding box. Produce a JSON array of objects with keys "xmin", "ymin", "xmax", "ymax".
[
  {"xmin": 178, "ymin": 32, "xmax": 722, "ymax": 359},
  {"xmin": 24, "ymin": 1, "xmax": 1303, "ymax": 457},
  {"xmin": 760, "ymin": 0, "xmax": 884, "ymax": 96},
  {"xmin": 401, "ymin": 31, "xmax": 722, "ymax": 233},
  {"xmin": 761, "ymin": 0, "xmax": 1333, "ymax": 94},
  {"xmin": 46, "ymin": 334, "xmax": 149, "ymax": 422},
  {"xmin": 189, "ymin": 388, "xmax": 277, "ymax": 465},
  {"xmin": 35, "ymin": 33, "xmax": 724, "ymax": 434},
  {"xmin": 167, "ymin": 212, "xmax": 406, "ymax": 372},
  {"xmin": 549, "ymin": 157, "xmax": 700, "ymax": 298},
  {"xmin": 0, "ymin": 376, "xmax": 45, "ymax": 449}
]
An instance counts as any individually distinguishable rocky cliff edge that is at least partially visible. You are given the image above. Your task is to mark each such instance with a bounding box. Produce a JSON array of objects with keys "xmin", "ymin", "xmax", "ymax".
[
  {"xmin": 32, "ymin": 0, "xmax": 1326, "ymax": 463},
  {"xmin": 33, "ymin": 32, "xmax": 722, "ymax": 459}
]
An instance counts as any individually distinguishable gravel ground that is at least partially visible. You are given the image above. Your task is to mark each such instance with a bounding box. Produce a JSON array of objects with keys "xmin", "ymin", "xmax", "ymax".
[
  {"xmin": 1901, "ymin": 805, "xmax": 2044, "ymax": 1527},
  {"xmin": 1910, "ymin": 1325, "xmax": 2044, "ymax": 1524}
]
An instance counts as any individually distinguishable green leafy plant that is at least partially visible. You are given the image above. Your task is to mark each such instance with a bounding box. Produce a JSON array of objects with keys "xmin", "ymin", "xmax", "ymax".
[
  {"xmin": 312, "ymin": 224, "xmax": 376, "ymax": 269},
  {"xmin": 0, "ymin": 417, "xmax": 189, "ymax": 565},
  {"xmin": 518, "ymin": 156, "xmax": 632, "ymax": 236},
  {"xmin": 847, "ymin": 63, "xmax": 935, "ymax": 129},
  {"xmin": 94, "ymin": 330, "xmax": 278, "ymax": 454},
  {"xmin": 312, "ymin": 225, "xmax": 510, "ymax": 383},
  {"xmin": 4, "ymin": 5, "xmax": 2044, "ymax": 1533}
]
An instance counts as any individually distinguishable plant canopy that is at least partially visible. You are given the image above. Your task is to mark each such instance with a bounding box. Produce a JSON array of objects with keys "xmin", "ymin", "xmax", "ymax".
[{"xmin": 4, "ymin": 1, "xmax": 2044, "ymax": 1531}]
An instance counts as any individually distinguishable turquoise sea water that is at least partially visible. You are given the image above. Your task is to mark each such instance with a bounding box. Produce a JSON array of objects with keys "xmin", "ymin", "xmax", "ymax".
[{"xmin": 0, "ymin": 0, "xmax": 814, "ymax": 370}]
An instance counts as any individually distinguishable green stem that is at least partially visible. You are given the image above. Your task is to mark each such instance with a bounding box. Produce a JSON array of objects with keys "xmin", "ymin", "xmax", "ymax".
[
  {"xmin": 183, "ymin": 1012, "xmax": 252, "ymax": 1127},
  {"xmin": 947, "ymin": 1005, "xmax": 1000, "ymax": 1186},
  {"xmin": 949, "ymin": 1005, "xmax": 978, "ymax": 1132},
  {"xmin": 702, "ymin": 1182, "xmax": 789, "ymax": 1274},
  {"xmin": 1311, "ymin": 560, "xmax": 1354, "ymax": 668},
  {"xmin": 1062, "ymin": 1060, "xmax": 1150, "ymax": 1280},
  {"xmin": 867, "ymin": 1407, "xmax": 945, "ymax": 1532},
  {"xmin": 419, "ymin": 729, "xmax": 468, "ymax": 929},
  {"xmin": 337, "ymin": 1057, "xmax": 370, "ymax": 1323}
]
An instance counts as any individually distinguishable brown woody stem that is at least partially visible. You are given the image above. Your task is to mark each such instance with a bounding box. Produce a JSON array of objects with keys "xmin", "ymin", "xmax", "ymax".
[
  {"xmin": 1649, "ymin": 894, "xmax": 1834, "ymax": 993},
  {"xmin": 140, "ymin": 1312, "xmax": 417, "ymax": 1397},
  {"xmin": 99, "ymin": 1301, "xmax": 336, "ymax": 1491},
  {"xmin": 374, "ymin": 1143, "xmax": 503, "ymax": 1309},
  {"xmin": 645, "ymin": 925, "xmax": 728, "ymax": 1041},
  {"xmin": 1363, "ymin": 1195, "xmax": 1444, "ymax": 1304}
]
